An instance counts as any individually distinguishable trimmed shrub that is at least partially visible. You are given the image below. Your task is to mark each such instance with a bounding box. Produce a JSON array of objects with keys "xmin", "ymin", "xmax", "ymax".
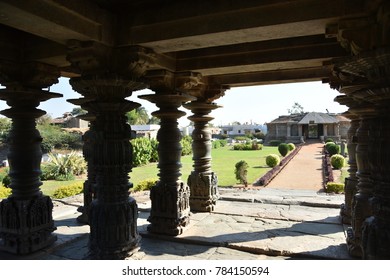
[
  {"xmin": 0, "ymin": 168, "xmax": 10, "ymax": 188},
  {"xmin": 181, "ymin": 135, "xmax": 192, "ymax": 156},
  {"xmin": 325, "ymin": 138, "xmax": 334, "ymax": 143},
  {"xmin": 326, "ymin": 182, "xmax": 345, "ymax": 194},
  {"xmin": 278, "ymin": 143, "xmax": 290, "ymax": 157},
  {"xmin": 2, "ymin": 174, "xmax": 11, "ymax": 188},
  {"xmin": 212, "ymin": 140, "xmax": 221, "ymax": 149},
  {"xmin": 235, "ymin": 160, "xmax": 248, "ymax": 187},
  {"xmin": 266, "ymin": 154, "xmax": 280, "ymax": 168},
  {"xmin": 132, "ymin": 179, "xmax": 158, "ymax": 192},
  {"xmin": 326, "ymin": 143, "xmax": 340, "ymax": 156},
  {"xmin": 330, "ymin": 154, "xmax": 345, "ymax": 169},
  {"xmin": 150, "ymin": 139, "xmax": 159, "ymax": 162},
  {"xmin": 52, "ymin": 182, "xmax": 83, "ymax": 199},
  {"xmin": 233, "ymin": 142, "xmax": 263, "ymax": 151},
  {"xmin": 131, "ymin": 137, "xmax": 153, "ymax": 166},
  {"xmin": 0, "ymin": 186, "xmax": 11, "ymax": 198},
  {"xmin": 252, "ymin": 141, "xmax": 263, "ymax": 150},
  {"xmin": 287, "ymin": 143, "xmax": 295, "ymax": 151}
]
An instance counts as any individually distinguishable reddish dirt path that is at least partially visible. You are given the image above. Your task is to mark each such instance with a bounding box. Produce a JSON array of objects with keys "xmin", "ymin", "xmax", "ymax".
[{"xmin": 265, "ymin": 141, "xmax": 324, "ymax": 191}]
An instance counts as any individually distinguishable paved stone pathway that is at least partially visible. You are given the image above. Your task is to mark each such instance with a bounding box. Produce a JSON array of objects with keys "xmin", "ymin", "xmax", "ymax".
[{"xmin": 266, "ymin": 141, "xmax": 324, "ymax": 191}]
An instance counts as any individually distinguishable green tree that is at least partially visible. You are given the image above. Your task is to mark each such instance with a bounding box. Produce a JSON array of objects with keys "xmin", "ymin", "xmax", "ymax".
[
  {"xmin": 71, "ymin": 107, "xmax": 87, "ymax": 117},
  {"xmin": 287, "ymin": 102, "xmax": 304, "ymax": 114},
  {"xmin": 0, "ymin": 117, "xmax": 11, "ymax": 143},
  {"xmin": 147, "ymin": 116, "xmax": 160, "ymax": 125},
  {"xmin": 235, "ymin": 160, "xmax": 249, "ymax": 187},
  {"xmin": 36, "ymin": 114, "xmax": 53, "ymax": 125},
  {"xmin": 127, "ymin": 106, "xmax": 149, "ymax": 125}
]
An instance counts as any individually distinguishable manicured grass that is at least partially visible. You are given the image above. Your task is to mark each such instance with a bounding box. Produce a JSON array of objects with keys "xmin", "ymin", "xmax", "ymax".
[
  {"xmin": 41, "ymin": 179, "xmax": 85, "ymax": 197},
  {"xmin": 130, "ymin": 145, "xmax": 279, "ymax": 188},
  {"xmin": 36, "ymin": 145, "xmax": 279, "ymax": 196}
]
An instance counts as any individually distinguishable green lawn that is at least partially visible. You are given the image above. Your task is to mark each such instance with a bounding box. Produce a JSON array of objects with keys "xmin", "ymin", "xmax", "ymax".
[
  {"xmin": 37, "ymin": 145, "xmax": 279, "ymax": 197},
  {"xmin": 41, "ymin": 179, "xmax": 85, "ymax": 197},
  {"xmin": 130, "ymin": 145, "xmax": 279, "ymax": 187}
]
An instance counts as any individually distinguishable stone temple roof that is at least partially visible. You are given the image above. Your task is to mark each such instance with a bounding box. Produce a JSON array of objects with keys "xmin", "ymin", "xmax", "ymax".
[
  {"xmin": 268, "ymin": 112, "xmax": 348, "ymax": 124},
  {"xmin": 298, "ymin": 112, "xmax": 338, "ymax": 124}
]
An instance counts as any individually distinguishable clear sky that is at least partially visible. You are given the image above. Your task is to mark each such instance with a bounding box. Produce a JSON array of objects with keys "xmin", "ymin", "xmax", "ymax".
[{"xmin": 0, "ymin": 78, "xmax": 348, "ymax": 126}]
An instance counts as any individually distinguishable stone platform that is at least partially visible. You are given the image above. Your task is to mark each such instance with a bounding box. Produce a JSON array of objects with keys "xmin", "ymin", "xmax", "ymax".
[{"xmin": 0, "ymin": 188, "xmax": 349, "ymax": 260}]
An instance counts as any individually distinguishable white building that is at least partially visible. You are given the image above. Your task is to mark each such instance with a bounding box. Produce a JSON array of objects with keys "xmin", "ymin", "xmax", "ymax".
[
  {"xmin": 131, "ymin": 125, "xmax": 160, "ymax": 139},
  {"xmin": 220, "ymin": 124, "xmax": 264, "ymax": 136}
]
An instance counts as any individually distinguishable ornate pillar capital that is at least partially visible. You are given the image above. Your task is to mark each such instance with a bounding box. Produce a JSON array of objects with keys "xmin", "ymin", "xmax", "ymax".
[
  {"xmin": 67, "ymin": 41, "xmax": 156, "ymax": 97},
  {"xmin": 0, "ymin": 60, "xmax": 60, "ymax": 91},
  {"xmin": 326, "ymin": 2, "xmax": 390, "ymax": 55}
]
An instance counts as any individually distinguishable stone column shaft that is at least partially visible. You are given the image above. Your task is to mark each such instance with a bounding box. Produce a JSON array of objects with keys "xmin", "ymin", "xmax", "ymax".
[
  {"xmin": 340, "ymin": 116, "xmax": 359, "ymax": 224},
  {"xmin": 140, "ymin": 93, "xmax": 194, "ymax": 235},
  {"xmin": 69, "ymin": 79, "xmax": 141, "ymax": 260},
  {"xmin": 362, "ymin": 105, "xmax": 390, "ymax": 259},
  {"xmin": 66, "ymin": 42, "xmax": 155, "ymax": 259},
  {"xmin": 140, "ymin": 70, "xmax": 196, "ymax": 235},
  {"xmin": 0, "ymin": 60, "xmax": 61, "ymax": 255},
  {"xmin": 0, "ymin": 89, "xmax": 61, "ymax": 254},
  {"xmin": 345, "ymin": 109, "xmax": 375, "ymax": 257},
  {"xmin": 184, "ymin": 101, "xmax": 220, "ymax": 212}
]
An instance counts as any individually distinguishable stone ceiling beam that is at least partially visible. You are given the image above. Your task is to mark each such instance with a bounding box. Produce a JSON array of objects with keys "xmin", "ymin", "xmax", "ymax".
[
  {"xmin": 208, "ymin": 66, "xmax": 331, "ymax": 87},
  {"xmin": 176, "ymin": 40, "xmax": 346, "ymax": 74},
  {"xmin": 123, "ymin": 0, "xmax": 369, "ymax": 52},
  {"xmin": 0, "ymin": 0, "xmax": 114, "ymax": 45}
]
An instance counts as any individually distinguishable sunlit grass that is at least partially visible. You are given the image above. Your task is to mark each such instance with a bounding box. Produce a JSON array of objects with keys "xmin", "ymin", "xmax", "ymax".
[
  {"xmin": 38, "ymin": 145, "xmax": 280, "ymax": 197},
  {"xmin": 130, "ymin": 145, "xmax": 279, "ymax": 187}
]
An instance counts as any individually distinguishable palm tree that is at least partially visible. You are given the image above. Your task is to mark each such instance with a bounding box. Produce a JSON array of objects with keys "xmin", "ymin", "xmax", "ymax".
[{"xmin": 126, "ymin": 107, "xmax": 150, "ymax": 125}]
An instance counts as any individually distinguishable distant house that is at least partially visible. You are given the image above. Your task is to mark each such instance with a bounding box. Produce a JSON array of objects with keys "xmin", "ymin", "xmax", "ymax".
[
  {"xmin": 220, "ymin": 124, "xmax": 264, "ymax": 136},
  {"xmin": 181, "ymin": 126, "xmax": 222, "ymax": 137},
  {"xmin": 265, "ymin": 112, "xmax": 350, "ymax": 143},
  {"xmin": 52, "ymin": 112, "xmax": 89, "ymax": 130},
  {"xmin": 131, "ymin": 124, "xmax": 160, "ymax": 139}
]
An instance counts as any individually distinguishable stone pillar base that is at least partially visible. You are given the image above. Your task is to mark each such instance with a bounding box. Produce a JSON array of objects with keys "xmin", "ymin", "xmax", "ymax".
[
  {"xmin": 188, "ymin": 171, "xmax": 219, "ymax": 212},
  {"xmin": 346, "ymin": 227, "xmax": 362, "ymax": 258},
  {"xmin": 76, "ymin": 180, "xmax": 94, "ymax": 224},
  {"xmin": 147, "ymin": 181, "xmax": 190, "ymax": 236},
  {"xmin": 88, "ymin": 197, "xmax": 140, "ymax": 260},
  {"xmin": 340, "ymin": 177, "xmax": 358, "ymax": 225},
  {"xmin": 0, "ymin": 196, "xmax": 56, "ymax": 254},
  {"xmin": 340, "ymin": 203, "xmax": 351, "ymax": 225},
  {"xmin": 362, "ymin": 216, "xmax": 390, "ymax": 259}
]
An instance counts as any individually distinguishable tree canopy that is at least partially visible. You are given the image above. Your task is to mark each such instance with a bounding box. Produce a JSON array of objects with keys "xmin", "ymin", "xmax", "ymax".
[
  {"xmin": 287, "ymin": 102, "xmax": 304, "ymax": 114},
  {"xmin": 126, "ymin": 107, "xmax": 151, "ymax": 125}
]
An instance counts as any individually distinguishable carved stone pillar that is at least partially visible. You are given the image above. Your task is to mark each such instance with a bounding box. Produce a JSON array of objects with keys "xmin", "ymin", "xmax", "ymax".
[
  {"xmin": 184, "ymin": 101, "xmax": 220, "ymax": 212},
  {"xmin": 334, "ymin": 96, "xmax": 360, "ymax": 225},
  {"xmin": 347, "ymin": 107, "xmax": 376, "ymax": 257},
  {"xmin": 341, "ymin": 115, "xmax": 359, "ymax": 225},
  {"xmin": 363, "ymin": 106, "xmax": 390, "ymax": 259},
  {"xmin": 0, "ymin": 62, "xmax": 61, "ymax": 254},
  {"xmin": 67, "ymin": 41, "xmax": 155, "ymax": 259},
  {"xmin": 182, "ymin": 81, "xmax": 226, "ymax": 212},
  {"xmin": 328, "ymin": 3, "xmax": 390, "ymax": 257},
  {"xmin": 331, "ymin": 49, "xmax": 390, "ymax": 258},
  {"xmin": 68, "ymin": 98, "xmax": 96, "ymax": 224},
  {"xmin": 139, "ymin": 70, "xmax": 196, "ymax": 235}
]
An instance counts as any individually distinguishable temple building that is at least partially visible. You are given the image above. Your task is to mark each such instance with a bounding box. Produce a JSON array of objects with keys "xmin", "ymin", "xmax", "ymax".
[
  {"xmin": 0, "ymin": 0, "xmax": 389, "ymax": 260},
  {"xmin": 266, "ymin": 112, "xmax": 350, "ymax": 143}
]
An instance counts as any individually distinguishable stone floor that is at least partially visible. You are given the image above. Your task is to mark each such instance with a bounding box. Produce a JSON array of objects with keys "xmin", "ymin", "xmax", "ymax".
[{"xmin": 0, "ymin": 188, "xmax": 349, "ymax": 260}]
